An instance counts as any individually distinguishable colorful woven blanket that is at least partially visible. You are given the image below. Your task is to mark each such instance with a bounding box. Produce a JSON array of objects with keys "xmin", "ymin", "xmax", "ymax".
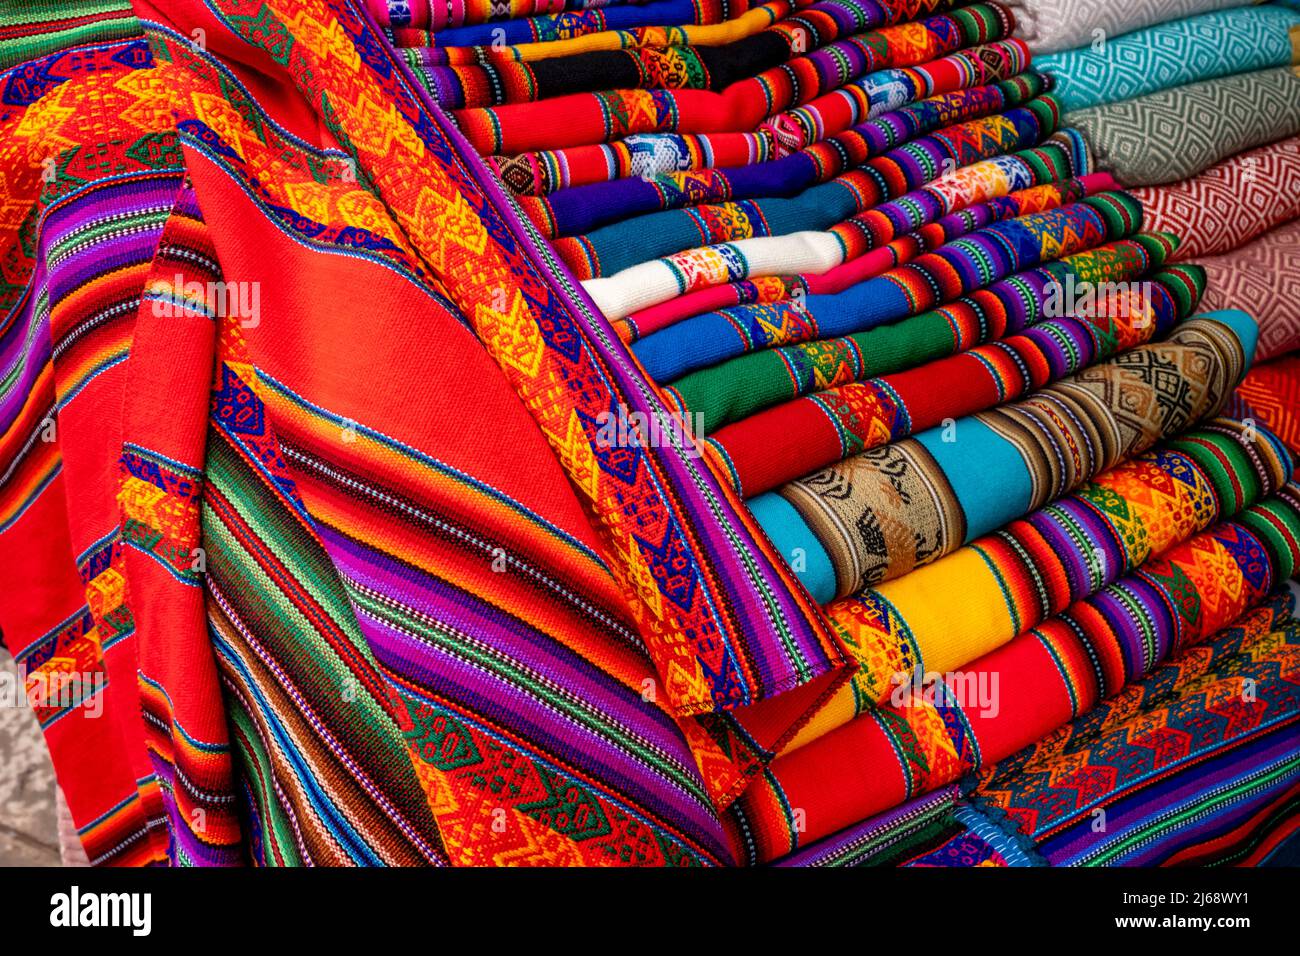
[
  {"xmin": 778, "ymin": 584, "xmax": 1300, "ymax": 866},
  {"xmin": 737, "ymin": 483, "xmax": 1300, "ymax": 861},
  {"xmin": 753, "ymin": 309, "xmax": 1255, "ymax": 595},
  {"xmin": 4, "ymin": 0, "xmax": 1299, "ymax": 871}
]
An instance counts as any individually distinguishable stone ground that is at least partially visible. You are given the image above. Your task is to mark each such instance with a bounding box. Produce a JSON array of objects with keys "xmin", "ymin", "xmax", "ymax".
[{"xmin": 0, "ymin": 649, "xmax": 60, "ymax": 866}]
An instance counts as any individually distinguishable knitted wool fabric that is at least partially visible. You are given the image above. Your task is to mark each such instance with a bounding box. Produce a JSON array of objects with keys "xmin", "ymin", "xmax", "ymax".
[
  {"xmin": 663, "ymin": 217, "xmax": 1154, "ymax": 432},
  {"xmin": 755, "ymin": 309, "xmax": 1256, "ymax": 596},
  {"xmin": 778, "ymin": 585, "xmax": 1300, "ymax": 867},
  {"xmin": 489, "ymin": 38, "xmax": 1032, "ymax": 194},
  {"xmin": 617, "ymin": 166, "xmax": 1105, "ymax": 337},
  {"xmin": 413, "ymin": 0, "xmax": 965, "ymax": 107},
  {"xmin": 1131, "ymin": 136, "xmax": 1300, "ymax": 262},
  {"xmin": 1196, "ymin": 217, "xmax": 1300, "ymax": 362},
  {"xmin": 704, "ymin": 252, "xmax": 1194, "ymax": 500},
  {"xmin": 527, "ymin": 74, "xmax": 1049, "ymax": 240},
  {"xmin": 1035, "ymin": 5, "xmax": 1300, "ymax": 112},
  {"xmin": 735, "ymin": 484, "xmax": 1300, "ymax": 863},
  {"xmin": 452, "ymin": 2, "xmax": 1014, "ymax": 153},
  {"xmin": 1065, "ymin": 67, "xmax": 1300, "ymax": 187},
  {"xmin": 632, "ymin": 189, "xmax": 1135, "ymax": 384},
  {"xmin": 1003, "ymin": 0, "xmax": 1257, "ymax": 54},
  {"xmin": 786, "ymin": 413, "xmax": 1294, "ymax": 746}
]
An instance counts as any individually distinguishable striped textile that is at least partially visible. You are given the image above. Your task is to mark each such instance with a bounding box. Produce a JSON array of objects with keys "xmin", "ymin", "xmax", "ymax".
[
  {"xmin": 0, "ymin": 27, "xmax": 184, "ymax": 866},
  {"xmin": 700, "ymin": 243, "xmax": 1193, "ymax": 497},
  {"xmin": 388, "ymin": 0, "xmax": 812, "ymax": 59},
  {"xmin": 530, "ymin": 74, "xmax": 1049, "ymax": 241},
  {"xmin": 451, "ymin": 3, "xmax": 1015, "ymax": 153},
  {"xmin": 412, "ymin": 0, "xmax": 965, "ymax": 108},
  {"xmin": 735, "ymin": 484, "xmax": 1300, "ymax": 862},
  {"xmin": 786, "ymin": 413, "xmax": 1294, "ymax": 749},
  {"xmin": 6, "ymin": 0, "xmax": 1300, "ymax": 870},
  {"xmin": 664, "ymin": 228, "xmax": 1164, "ymax": 432},
  {"xmin": 615, "ymin": 149, "xmax": 1094, "ymax": 336},
  {"xmin": 754, "ymin": 309, "xmax": 1255, "ymax": 595},
  {"xmin": 967, "ymin": 586, "xmax": 1300, "ymax": 866},
  {"xmin": 558, "ymin": 96, "xmax": 1067, "ymax": 278},
  {"xmin": 632, "ymin": 190, "xmax": 1134, "ymax": 384},
  {"xmin": 778, "ymin": 585, "xmax": 1300, "ymax": 866},
  {"xmin": 490, "ymin": 38, "xmax": 1033, "ymax": 195}
]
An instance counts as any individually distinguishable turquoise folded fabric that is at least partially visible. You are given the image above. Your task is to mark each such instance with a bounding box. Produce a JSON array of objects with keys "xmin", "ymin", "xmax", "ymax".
[{"xmin": 1039, "ymin": 6, "xmax": 1300, "ymax": 111}]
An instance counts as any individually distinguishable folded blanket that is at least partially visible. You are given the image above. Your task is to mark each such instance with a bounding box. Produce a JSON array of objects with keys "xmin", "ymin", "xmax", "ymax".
[
  {"xmin": 417, "ymin": 0, "xmax": 967, "ymax": 107},
  {"xmin": 776, "ymin": 585, "xmax": 1300, "ymax": 866},
  {"xmin": 1036, "ymin": 5, "xmax": 1300, "ymax": 111},
  {"xmin": 707, "ymin": 253, "xmax": 1192, "ymax": 498},
  {"xmin": 491, "ymin": 38, "xmax": 1032, "ymax": 193},
  {"xmin": 392, "ymin": 0, "xmax": 809, "ymax": 59},
  {"xmin": 737, "ymin": 482, "xmax": 1300, "ymax": 862},
  {"xmin": 1197, "ymin": 217, "xmax": 1300, "ymax": 362},
  {"xmin": 619, "ymin": 145, "xmax": 1091, "ymax": 339},
  {"xmin": 1066, "ymin": 66, "xmax": 1300, "ymax": 187},
  {"xmin": 557, "ymin": 95, "xmax": 1064, "ymax": 280},
  {"xmin": 579, "ymin": 88, "xmax": 1064, "ymax": 315},
  {"xmin": 455, "ymin": 2, "xmax": 1013, "ymax": 152},
  {"xmin": 665, "ymin": 223, "xmax": 1156, "ymax": 432},
  {"xmin": 1132, "ymin": 136, "xmax": 1300, "ymax": 261},
  {"xmin": 633, "ymin": 188, "xmax": 1130, "ymax": 384},
  {"xmin": 533, "ymin": 75, "xmax": 1047, "ymax": 241},
  {"xmin": 754, "ymin": 309, "xmax": 1255, "ymax": 595},
  {"xmin": 415, "ymin": 0, "xmax": 771, "ymax": 47},
  {"xmin": 968, "ymin": 587, "xmax": 1300, "ymax": 866},
  {"xmin": 785, "ymin": 413, "xmax": 1293, "ymax": 748},
  {"xmin": 1005, "ymin": 0, "xmax": 1257, "ymax": 54}
]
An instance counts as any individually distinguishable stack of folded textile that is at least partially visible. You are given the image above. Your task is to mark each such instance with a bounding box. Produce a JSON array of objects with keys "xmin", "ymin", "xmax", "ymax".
[{"xmin": 0, "ymin": 0, "xmax": 1295, "ymax": 867}]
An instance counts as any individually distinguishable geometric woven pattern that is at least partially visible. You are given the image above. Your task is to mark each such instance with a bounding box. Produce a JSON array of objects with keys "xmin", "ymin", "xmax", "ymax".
[
  {"xmin": 1198, "ymin": 218, "xmax": 1300, "ymax": 363},
  {"xmin": 1035, "ymin": 5, "xmax": 1300, "ymax": 110},
  {"xmin": 1133, "ymin": 136, "xmax": 1300, "ymax": 261},
  {"xmin": 1066, "ymin": 67, "xmax": 1300, "ymax": 186},
  {"xmin": 1006, "ymin": 0, "xmax": 1257, "ymax": 54}
]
